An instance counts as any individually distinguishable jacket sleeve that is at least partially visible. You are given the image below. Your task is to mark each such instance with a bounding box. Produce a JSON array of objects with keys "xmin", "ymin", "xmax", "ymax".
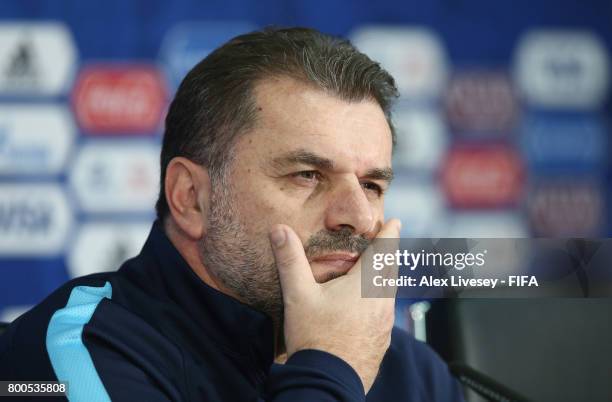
[
  {"xmin": 79, "ymin": 301, "xmax": 186, "ymax": 402},
  {"xmin": 264, "ymin": 349, "xmax": 366, "ymax": 402},
  {"xmin": 82, "ymin": 327, "xmax": 177, "ymax": 402}
]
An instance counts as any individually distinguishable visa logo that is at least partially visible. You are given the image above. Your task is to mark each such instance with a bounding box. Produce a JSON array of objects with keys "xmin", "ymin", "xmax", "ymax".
[
  {"xmin": 0, "ymin": 201, "xmax": 52, "ymax": 233},
  {"xmin": 0, "ymin": 184, "xmax": 72, "ymax": 255}
]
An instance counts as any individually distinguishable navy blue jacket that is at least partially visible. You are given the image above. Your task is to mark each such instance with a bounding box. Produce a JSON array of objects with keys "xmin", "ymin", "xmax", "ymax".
[{"xmin": 0, "ymin": 221, "xmax": 464, "ymax": 401}]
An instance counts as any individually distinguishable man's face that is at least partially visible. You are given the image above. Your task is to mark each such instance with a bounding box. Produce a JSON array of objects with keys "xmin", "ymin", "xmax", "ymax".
[{"xmin": 200, "ymin": 76, "xmax": 393, "ymax": 321}]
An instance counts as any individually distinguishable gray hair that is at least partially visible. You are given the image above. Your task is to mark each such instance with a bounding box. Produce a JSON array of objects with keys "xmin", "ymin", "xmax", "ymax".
[{"xmin": 156, "ymin": 26, "xmax": 399, "ymax": 220}]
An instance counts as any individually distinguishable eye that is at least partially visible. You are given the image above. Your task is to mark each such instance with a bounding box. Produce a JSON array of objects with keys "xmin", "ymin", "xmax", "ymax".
[
  {"xmin": 362, "ymin": 181, "xmax": 384, "ymax": 196},
  {"xmin": 295, "ymin": 171, "xmax": 319, "ymax": 180},
  {"xmin": 291, "ymin": 170, "xmax": 322, "ymax": 184}
]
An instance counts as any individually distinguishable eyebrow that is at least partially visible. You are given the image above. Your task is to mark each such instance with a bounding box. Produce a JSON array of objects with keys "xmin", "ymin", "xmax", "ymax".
[
  {"xmin": 272, "ymin": 149, "xmax": 335, "ymax": 170},
  {"xmin": 363, "ymin": 167, "xmax": 394, "ymax": 184},
  {"xmin": 271, "ymin": 149, "xmax": 394, "ymax": 184}
]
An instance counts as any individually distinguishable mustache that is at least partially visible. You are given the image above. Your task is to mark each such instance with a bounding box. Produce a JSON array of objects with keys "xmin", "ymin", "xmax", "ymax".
[{"xmin": 304, "ymin": 227, "xmax": 370, "ymax": 259}]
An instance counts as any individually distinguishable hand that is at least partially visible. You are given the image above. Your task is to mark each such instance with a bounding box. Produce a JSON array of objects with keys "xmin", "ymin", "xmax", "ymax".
[{"xmin": 269, "ymin": 219, "xmax": 401, "ymax": 393}]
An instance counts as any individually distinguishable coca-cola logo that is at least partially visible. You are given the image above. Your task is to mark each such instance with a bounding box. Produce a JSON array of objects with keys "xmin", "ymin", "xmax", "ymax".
[
  {"xmin": 441, "ymin": 146, "xmax": 524, "ymax": 208},
  {"xmin": 72, "ymin": 65, "xmax": 167, "ymax": 134}
]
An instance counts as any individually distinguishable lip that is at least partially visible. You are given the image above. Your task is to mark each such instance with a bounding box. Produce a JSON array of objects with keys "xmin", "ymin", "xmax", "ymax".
[
  {"xmin": 310, "ymin": 253, "xmax": 359, "ymax": 271},
  {"xmin": 311, "ymin": 253, "xmax": 359, "ymax": 263}
]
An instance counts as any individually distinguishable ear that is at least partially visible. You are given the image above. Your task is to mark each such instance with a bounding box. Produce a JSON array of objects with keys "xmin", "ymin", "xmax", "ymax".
[{"xmin": 164, "ymin": 157, "xmax": 211, "ymax": 240}]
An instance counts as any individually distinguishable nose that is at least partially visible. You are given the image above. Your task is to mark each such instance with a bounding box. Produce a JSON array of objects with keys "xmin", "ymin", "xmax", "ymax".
[{"xmin": 324, "ymin": 179, "xmax": 375, "ymax": 236}]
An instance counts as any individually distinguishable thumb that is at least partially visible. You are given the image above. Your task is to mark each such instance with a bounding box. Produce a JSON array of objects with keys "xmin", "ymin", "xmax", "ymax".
[{"xmin": 269, "ymin": 224, "xmax": 316, "ymax": 302}]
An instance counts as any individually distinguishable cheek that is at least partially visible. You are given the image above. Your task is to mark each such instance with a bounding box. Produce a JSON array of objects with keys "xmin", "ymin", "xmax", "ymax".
[
  {"xmin": 228, "ymin": 168, "xmax": 326, "ymax": 242},
  {"xmin": 233, "ymin": 182, "xmax": 294, "ymax": 233},
  {"xmin": 235, "ymin": 189, "xmax": 322, "ymax": 248}
]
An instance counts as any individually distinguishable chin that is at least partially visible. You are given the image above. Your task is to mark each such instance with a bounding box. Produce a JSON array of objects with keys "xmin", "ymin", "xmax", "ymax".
[
  {"xmin": 314, "ymin": 270, "xmax": 347, "ymax": 284},
  {"xmin": 310, "ymin": 260, "xmax": 355, "ymax": 282}
]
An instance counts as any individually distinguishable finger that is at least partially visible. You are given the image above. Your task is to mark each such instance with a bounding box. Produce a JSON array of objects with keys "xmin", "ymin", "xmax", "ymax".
[
  {"xmin": 378, "ymin": 219, "xmax": 401, "ymax": 283},
  {"xmin": 269, "ymin": 224, "xmax": 317, "ymax": 302},
  {"xmin": 368, "ymin": 219, "xmax": 402, "ymax": 298},
  {"xmin": 377, "ymin": 218, "xmax": 402, "ymax": 240},
  {"xmin": 347, "ymin": 218, "xmax": 402, "ymax": 279}
]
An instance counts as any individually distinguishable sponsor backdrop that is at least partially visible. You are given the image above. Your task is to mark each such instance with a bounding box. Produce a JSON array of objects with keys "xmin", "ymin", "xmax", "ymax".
[{"xmin": 0, "ymin": 1, "xmax": 610, "ymax": 329}]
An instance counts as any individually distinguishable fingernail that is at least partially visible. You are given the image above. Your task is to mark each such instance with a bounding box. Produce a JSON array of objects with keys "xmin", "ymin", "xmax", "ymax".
[{"xmin": 270, "ymin": 227, "xmax": 286, "ymax": 248}]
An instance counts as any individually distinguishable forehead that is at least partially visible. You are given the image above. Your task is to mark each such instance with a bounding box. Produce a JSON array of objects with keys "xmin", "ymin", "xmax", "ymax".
[{"xmin": 241, "ymin": 76, "xmax": 393, "ymax": 169}]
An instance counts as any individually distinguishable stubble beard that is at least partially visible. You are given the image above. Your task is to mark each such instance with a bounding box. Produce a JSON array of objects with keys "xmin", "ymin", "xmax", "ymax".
[
  {"xmin": 199, "ymin": 179, "xmax": 372, "ymax": 330},
  {"xmin": 200, "ymin": 183, "xmax": 284, "ymax": 325}
]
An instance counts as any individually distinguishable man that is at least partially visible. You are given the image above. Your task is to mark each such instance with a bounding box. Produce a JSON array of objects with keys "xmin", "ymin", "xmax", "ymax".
[{"xmin": 0, "ymin": 27, "xmax": 464, "ymax": 401}]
